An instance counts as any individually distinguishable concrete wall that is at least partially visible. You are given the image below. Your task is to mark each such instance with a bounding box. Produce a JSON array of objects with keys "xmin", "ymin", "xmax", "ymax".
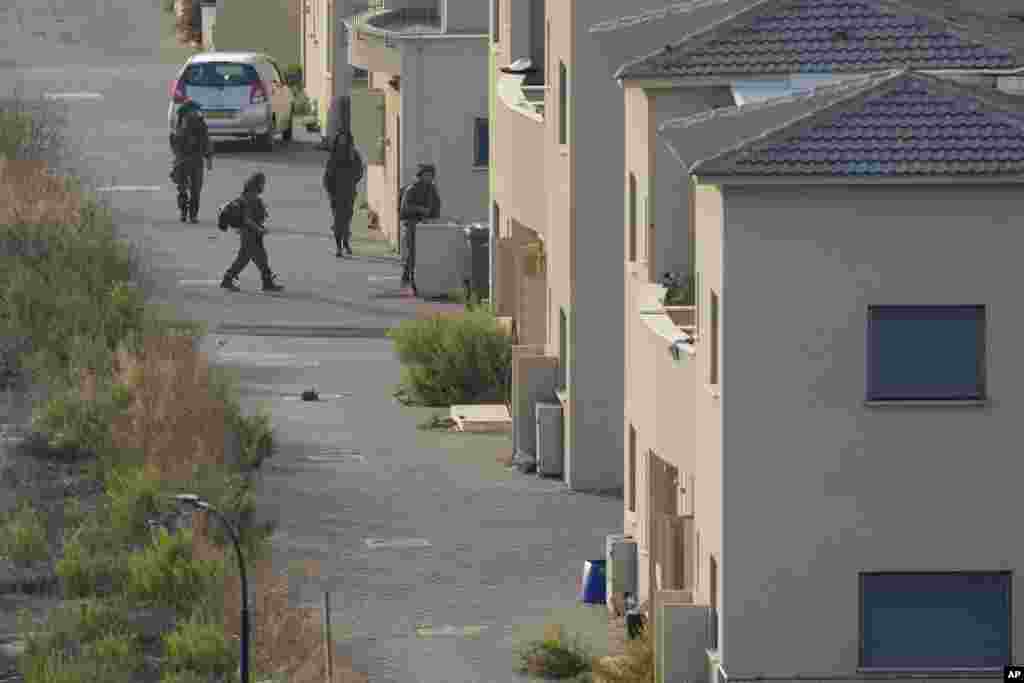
[
  {"xmin": 692, "ymin": 184, "xmax": 723, "ymax": 627},
  {"xmin": 399, "ymin": 37, "xmax": 489, "ymax": 225},
  {"xmin": 443, "ymin": 0, "xmax": 488, "ymax": 33},
  {"xmin": 719, "ymin": 184, "xmax": 1024, "ymax": 677},
  {"xmin": 216, "ymin": 0, "xmax": 300, "ymax": 68}
]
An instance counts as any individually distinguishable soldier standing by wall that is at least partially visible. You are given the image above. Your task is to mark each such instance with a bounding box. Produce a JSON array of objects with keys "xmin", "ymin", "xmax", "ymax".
[{"xmin": 399, "ymin": 163, "xmax": 441, "ymax": 293}]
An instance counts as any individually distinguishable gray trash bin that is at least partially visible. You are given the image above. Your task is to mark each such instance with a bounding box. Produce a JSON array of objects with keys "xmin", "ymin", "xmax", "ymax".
[{"xmin": 464, "ymin": 224, "xmax": 490, "ymax": 302}]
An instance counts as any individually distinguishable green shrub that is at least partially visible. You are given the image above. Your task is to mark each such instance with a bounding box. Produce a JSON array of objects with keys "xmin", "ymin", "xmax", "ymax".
[
  {"xmin": 162, "ymin": 614, "xmax": 239, "ymax": 682},
  {"xmin": 659, "ymin": 271, "xmax": 694, "ymax": 307},
  {"xmin": 107, "ymin": 464, "xmax": 173, "ymax": 547},
  {"xmin": 517, "ymin": 625, "xmax": 592, "ymax": 679},
  {"xmin": 0, "ymin": 109, "xmax": 32, "ymax": 159},
  {"xmin": 18, "ymin": 600, "xmax": 140, "ymax": 683},
  {"xmin": 235, "ymin": 409, "xmax": 275, "ymax": 471},
  {"xmin": 30, "ymin": 379, "xmax": 117, "ymax": 460},
  {"xmin": 124, "ymin": 527, "xmax": 223, "ymax": 617},
  {"xmin": 57, "ymin": 514, "xmax": 129, "ymax": 599},
  {"xmin": 0, "ymin": 500, "xmax": 49, "ymax": 565},
  {"xmin": 388, "ymin": 309, "xmax": 512, "ymax": 406}
]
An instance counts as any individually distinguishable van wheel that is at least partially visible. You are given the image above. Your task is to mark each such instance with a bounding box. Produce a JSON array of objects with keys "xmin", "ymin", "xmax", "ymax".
[
  {"xmin": 281, "ymin": 107, "xmax": 294, "ymax": 142},
  {"xmin": 256, "ymin": 117, "xmax": 275, "ymax": 151}
]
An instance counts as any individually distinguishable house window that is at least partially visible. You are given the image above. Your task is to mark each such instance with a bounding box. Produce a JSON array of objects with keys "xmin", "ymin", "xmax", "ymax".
[
  {"xmin": 866, "ymin": 305, "xmax": 986, "ymax": 402},
  {"xmin": 558, "ymin": 60, "xmax": 567, "ymax": 145},
  {"xmin": 628, "ymin": 173, "xmax": 637, "ymax": 262},
  {"xmin": 628, "ymin": 425, "xmax": 637, "ymax": 512},
  {"xmin": 558, "ymin": 307, "xmax": 568, "ymax": 391},
  {"xmin": 709, "ymin": 555, "xmax": 719, "ymax": 650},
  {"xmin": 859, "ymin": 572, "xmax": 1011, "ymax": 671},
  {"xmin": 474, "ymin": 117, "xmax": 489, "ymax": 167},
  {"xmin": 492, "ymin": 0, "xmax": 499, "ymax": 42},
  {"xmin": 709, "ymin": 290, "xmax": 719, "ymax": 386}
]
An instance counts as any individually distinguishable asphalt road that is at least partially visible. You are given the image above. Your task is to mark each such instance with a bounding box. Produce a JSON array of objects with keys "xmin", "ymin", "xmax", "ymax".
[{"xmin": 2, "ymin": 3, "xmax": 623, "ymax": 681}]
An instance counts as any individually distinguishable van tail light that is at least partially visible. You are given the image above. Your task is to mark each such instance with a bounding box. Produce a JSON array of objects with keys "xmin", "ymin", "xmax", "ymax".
[
  {"xmin": 170, "ymin": 78, "xmax": 187, "ymax": 103},
  {"xmin": 250, "ymin": 81, "xmax": 269, "ymax": 104}
]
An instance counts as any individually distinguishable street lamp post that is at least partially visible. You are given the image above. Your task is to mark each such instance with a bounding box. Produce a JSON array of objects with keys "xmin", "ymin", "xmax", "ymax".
[{"xmin": 172, "ymin": 494, "xmax": 250, "ymax": 683}]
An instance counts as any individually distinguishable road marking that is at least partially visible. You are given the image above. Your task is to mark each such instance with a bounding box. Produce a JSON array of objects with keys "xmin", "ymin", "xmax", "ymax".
[
  {"xmin": 364, "ymin": 538, "xmax": 432, "ymax": 550},
  {"xmin": 43, "ymin": 92, "xmax": 103, "ymax": 101},
  {"xmin": 368, "ymin": 275, "xmax": 401, "ymax": 282},
  {"xmin": 215, "ymin": 352, "xmax": 321, "ymax": 368},
  {"xmin": 415, "ymin": 625, "xmax": 487, "ymax": 638},
  {"xmin": 178, "ymin": 279, "xmax": 220, "ymax": 287},
  {"xmin": 97, "ymin": 185, "xmax": 162, "ymax": 192},
  {"xmin": 305, "ymin": 449, "xmax": 366, "ymax": 463}
]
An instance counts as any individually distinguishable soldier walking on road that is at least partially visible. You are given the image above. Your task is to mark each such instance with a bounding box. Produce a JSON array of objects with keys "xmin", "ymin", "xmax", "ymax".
[
  {"xmin": 399, "ymin": 163, "xmax": 441, "ymax": 292},
  {"xmin": 323, "ymin": 130, "xmax": 364, "ymax": 258},
  {"xmin": 170, "ymin": 98, "xmax": 213, "ymax": 224},
  {"xmin": 220, "ymin": 172, "xmax": 284, "ymax": 293}
]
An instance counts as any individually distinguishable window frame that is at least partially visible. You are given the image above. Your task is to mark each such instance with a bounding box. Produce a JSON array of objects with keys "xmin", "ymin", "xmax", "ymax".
[
  {"xmin": 628, "ymin": 173, "xmax": 637, "ymax": 262},
  {"xmin": 558, "ymin": 60, "xmax": 567, "ymax": 146},
  {"xmin": 865, "ymin": 305, "xmax": 987, "ymax": 403},
  {"xmin": 709, "ymin": 289, "xmax": 719, "ymax": 387},
  {"xmin": 628, "ymin": 425, "xmax": 637, "ymax": 513},
  {"xmin": 558, "ymin": 307, "xmax": 568, "ymax": 392},
  {"xmin": 858, "ymin": 571, "xmax": 1012, "ymax": 672},
  {"xmin": 473, "ymin": 116, "xmax": 489, "ymax": 168},
  {"xmin": 492, "ymin": 0, "xmax": 500, "ymax": 43}
]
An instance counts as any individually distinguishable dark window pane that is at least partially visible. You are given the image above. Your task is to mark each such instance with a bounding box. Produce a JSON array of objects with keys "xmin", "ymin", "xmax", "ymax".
[
  {"xmin": 867, "ymin": 306, "xmax": 984, "ymax": 400},
  {"xmin": 183, "ymin": 63, "xmax": 260, "ymax": 86},
  {"xmin": 475, "ymin": 118, "xmax": 489, "ymax": 166},
  {"xmin": 861, "ymin": 573, "xmax": 1010, "ymax": 670}
]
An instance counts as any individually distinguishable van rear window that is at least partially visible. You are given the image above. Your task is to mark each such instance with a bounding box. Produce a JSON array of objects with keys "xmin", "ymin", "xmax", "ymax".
[{"xmin": 182, "ymin": 63, "xmax": 260, "ymax": 87}]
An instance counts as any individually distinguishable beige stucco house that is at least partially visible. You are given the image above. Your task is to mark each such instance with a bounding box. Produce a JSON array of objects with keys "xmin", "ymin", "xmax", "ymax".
[
  {"xmin": 639, "ymin": 68, "xmax": 1024, "ymax": 682},
  {"xmin": 303, "ymin": 0, "xmax": 367, "ymax": 140},
  {"xmin": 344, "ymin": 0, "xmax": 489, "ymax": 249},
  {"xmin": 492, "ymin": 0, "xmax": 755, "ymax": 492},
  {"xmin": 612, "ymin": 0, "xmax": 1024, "ymax": 640}
]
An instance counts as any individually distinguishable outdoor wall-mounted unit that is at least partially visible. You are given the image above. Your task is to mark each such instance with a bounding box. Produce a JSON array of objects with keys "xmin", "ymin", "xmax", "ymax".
[
  {"xmin": 535, "ymin": 401, "xmax": 563, "ymax": 476},
  {"xmin": 654, "ymin": 596, "xmax": 714, "ymax": 683},
  {"xmin": 606, "ymin": 534, "xmax": 637, "ymax": 613}
]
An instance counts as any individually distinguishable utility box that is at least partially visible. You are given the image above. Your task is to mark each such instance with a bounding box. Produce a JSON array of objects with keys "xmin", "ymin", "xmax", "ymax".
[{"xmin": 413, "ymin": 220, "xmax": 470, "ymax": 299}]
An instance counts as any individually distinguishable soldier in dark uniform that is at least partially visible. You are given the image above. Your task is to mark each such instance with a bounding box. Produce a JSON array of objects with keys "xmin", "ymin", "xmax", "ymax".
[
  {"xmin": 220, "ymin": 172, "xmax": 284, "ymax": 292},
  {"xmin": 399, "ymin": 163, "xmax": 441, "ymax": 291},
  {"xmin": 323, "ymin": 130, "xmax": 364, "ymax": 257},
  {"xmin": 170, "ymin": 98, "xmax": 213, "ymax": 224}
]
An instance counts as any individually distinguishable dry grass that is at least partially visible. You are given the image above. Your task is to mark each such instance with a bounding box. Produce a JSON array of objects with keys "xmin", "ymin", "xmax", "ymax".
[
  {"xmin": 191, "ymin": 523, "xmax": 367, "ymax": 683},
  {"xmin": 109, "ymin": 334, "xmax": 227, "ymax": 483},
  {"xmin": 0, "ymin": 160, "xmax": 82, "ymax": 228}
]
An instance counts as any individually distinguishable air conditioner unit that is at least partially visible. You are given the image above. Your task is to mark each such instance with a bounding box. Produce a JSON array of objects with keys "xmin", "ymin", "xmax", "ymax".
[
  {"xmin": 606, "ymin": 535, "xmax": 638, "ymax": 614},
  {"xmin": 535, "ymin": 401, "xmax": 563, "ymax": 477},
  {"xmin": 654, "ymin": 600, "xmax": 714, "ymax": 683}
]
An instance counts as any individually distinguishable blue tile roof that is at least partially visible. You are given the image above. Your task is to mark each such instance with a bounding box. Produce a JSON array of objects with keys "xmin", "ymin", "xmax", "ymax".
[
  {"xmin": 686, "ymin": 70, "xmax": 1024, "ymax": 177},
  {"xmin": 616, "ymin": 0, "xmax": 1022, "ymax": 78}
]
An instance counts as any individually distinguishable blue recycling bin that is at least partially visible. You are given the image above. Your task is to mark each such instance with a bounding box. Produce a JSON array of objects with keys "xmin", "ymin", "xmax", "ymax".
[{"xmin": 579, "ymin": 560, "xmax": 607, "ymax": 604}]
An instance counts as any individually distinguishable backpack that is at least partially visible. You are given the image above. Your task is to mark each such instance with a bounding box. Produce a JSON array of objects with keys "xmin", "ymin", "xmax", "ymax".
[
  {"xmin": 173, "ymin": 111, "xmax": 204, "ymax": 156},
  {"xmin": 217, "ymin": 197, "xmax": 245, "ymax": 231}
]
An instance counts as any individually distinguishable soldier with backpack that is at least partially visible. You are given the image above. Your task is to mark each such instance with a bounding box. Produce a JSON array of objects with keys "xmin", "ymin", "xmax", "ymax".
[
  {"xmin": 323, "ymin": 130, "xmax": 364, "ymax": 258},
  {"xmin": 170, "ymin": 98, "xmax": 213, "ymax": 224},
  {"xmin": 220, "ymin": 172, "xmax": 284, "ymax": 293}
]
